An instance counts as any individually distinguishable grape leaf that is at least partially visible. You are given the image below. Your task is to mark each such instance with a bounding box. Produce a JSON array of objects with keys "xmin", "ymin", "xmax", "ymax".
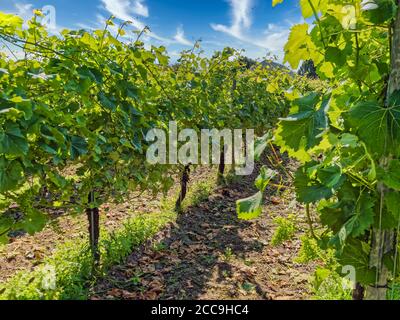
[
  {"xmin": 319, "ymin": 183, "xmax": 358, "ymax": 232},
  {"xmin": 70, "ymin": 136, "xmax": 88, "ymax": 160},
  {"xmin": 379, "ymin": 160, "xmax": 400, "ymax": 190},
  {"xmin": 385, "ymin": 191, "xmax": 400, "ymax": 221},
  {"xmin": 254, "ymin": 131, "xmax": 272, "ymax": 161},
  {"xmin": 362, "ymin": 0, "xmax": 397, "ymax": 24},
  {"xmin": 0, "ymin": 234, "xmax": 8, "ymax": 244},
  {"xmin": 255, "ymin": 166, "xmax": 277, "ymax": 192},
  {"xmin": 272, "ymin": 0, "xmax": 283, "ymax": 7},
  {"xmin": 343, "ymin": 194, "xmax": 375, "ymax": 237},
  {"xmin": 237, "ymin": 191, "xmax": 263, "ymax": 220},
  {"xmin": 284, "ymin": 24, "xmax": 316, "ymax": 69},
  {"xmin": 15, "ymin": 209, "xmax": 48, "ymax": 235},
  {"xmin": 300, "ymin": 0, "xmax": 328, "ymax": 18},
  {"xmin": 77, "ymin": 67, "xmax": 103, "ymax": 84},
  {"xmin": 0, "ymin": 158, "xmax": 23, "ymax": 193},
  {"xmin": 0, "ymin": 123, "xmax": 29, "ymax": 156},
  {"xmin": 329, "ymin": 194, "xmax": 375, "ymax": 248},
  {"xmin": 381, "ymin": 191, "xmax": 400, "ymax": 229},
  {"xmin": 0, "ymin": 12, "xmax": 23, "ymax": 30},
  {"xmin": 98, "ymin": 92, "xmax": 116, "ymax": 111},
  {"xmin": 295, "ymin": 162, "xmax": 345, "ymax": 204},
  {"xmin": 275, "ymin": 93, "xmax": 330, "ymax": 161},
  {"xmin": 338, "ymin": 240, "xmax": 376, "ymax": 285},
  {"xmin": 348, "ymin": 100, "xmax": 400, "ymax": 157}
]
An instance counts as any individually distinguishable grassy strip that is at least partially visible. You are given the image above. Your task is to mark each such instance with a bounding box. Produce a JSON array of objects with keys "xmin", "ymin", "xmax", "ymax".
[
  {"xmin": 0, "ymin": 168, "xmax": 218, "ymax": 300},
  {"xmin": 0, "ymin": 211, "xmax": 176, "ymax": 300}
]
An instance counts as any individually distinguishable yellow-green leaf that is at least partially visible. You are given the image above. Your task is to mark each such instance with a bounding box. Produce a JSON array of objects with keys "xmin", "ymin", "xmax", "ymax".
[{"xmin": 272, "ymin": 0, "xmax": 284, "ymax": 7}]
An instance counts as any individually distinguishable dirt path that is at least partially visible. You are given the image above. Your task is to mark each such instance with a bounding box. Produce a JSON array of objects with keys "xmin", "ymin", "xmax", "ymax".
[{"xmin": 91, "ymin": 160, "xmax": 316, "ymax": 300}]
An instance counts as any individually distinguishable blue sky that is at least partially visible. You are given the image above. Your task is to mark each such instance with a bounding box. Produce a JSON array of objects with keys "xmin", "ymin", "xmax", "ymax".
[{"xmin": 0, "ymin": 0, "xmax": 302, "ymax": 61}]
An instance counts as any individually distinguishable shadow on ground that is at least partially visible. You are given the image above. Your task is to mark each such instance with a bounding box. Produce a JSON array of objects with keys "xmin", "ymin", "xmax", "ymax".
[{"xmin": 91, "ymin": 159, "xmax": 314, "ymax": 300}]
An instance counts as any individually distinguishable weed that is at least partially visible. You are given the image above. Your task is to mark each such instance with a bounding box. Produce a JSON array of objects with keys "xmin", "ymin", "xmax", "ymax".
[{"xmin": 271, "ymin": 214, "xmax": 297, "ymax": 246}]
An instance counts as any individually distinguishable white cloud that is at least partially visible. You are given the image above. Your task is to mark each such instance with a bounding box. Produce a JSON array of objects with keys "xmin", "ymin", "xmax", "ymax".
[
  {"xmin": 173, "ymin": 25, "xmax": 193, "ymax": 46},
  {"xmin": 100, "ymin": 0, "xmax": 146, "ymax": 29},
  {"xmin": 255, "ymin": 23, "xmax": 290, "ymax": 52},
  {"xmin": 211, "ymin": 0, "xmax": 297, "ymax": 61},
  {"xmin": 15, "ymin": 3, "xmax": 33, "ymax": 20},
  {"xmin": 99, "ymin": 0, "xmax": 174, "ymax": 44},
  {"xmin": 211, "ymin": 0, "xmax": 253, "ymax": 38},
  {"xmin": 101, "ymin": 0, "xmax": 149, "ymax": 20},
  {"xmin": 132, "ymin": 0, "xmax": 149, "ymax": 17}
]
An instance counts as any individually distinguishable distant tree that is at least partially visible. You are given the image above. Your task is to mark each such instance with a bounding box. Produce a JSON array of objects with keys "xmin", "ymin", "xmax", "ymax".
[
  {"xmin": 298, "ymin": 60, "xmax": 318, "ymax": 79},
  {"xmin": 239, "ymin": 56, "xmax": 257, "ymax": 69}
]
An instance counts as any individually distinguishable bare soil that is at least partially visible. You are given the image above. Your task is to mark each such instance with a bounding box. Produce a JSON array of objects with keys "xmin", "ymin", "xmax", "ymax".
[
  {"xmin": 0, "ymin": 167, "xmax": 215, "ymax": 283},
  {"xmin": 90, "ymin": 158, "xmax": 316, "ymax": 300}
]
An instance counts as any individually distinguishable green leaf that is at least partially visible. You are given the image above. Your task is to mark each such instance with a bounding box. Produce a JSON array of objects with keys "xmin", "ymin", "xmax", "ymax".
[
  {"xmin": 382, "ymin": 191, "xmax": 400, "ymax": 229},
  {"xmin": 47, "ymin": 171, "xmax": 68, "ymax": 188},
  {"xmin": 272, "ymin": 0, "xmax": 284, "ymax": 7},
  {"xmin": 40, "ymin": 143, "xmax": 58, "ymax": 155},
  {"xmin": 237, "ymin": 191, "xmax": 263, "ymax": 220},
  {"xmin": 78, "ymin": 78, "xmax": 91, "ymax": 93},
  {"xmin": 379, "ymin": 160, "xmax": 400, "ymax": 190},
  {"xmin": 136, "ymin": 64, "xmax": 148, "ymax": 81},
  {"xmin": 343, "ymin": 194, "xmax": 375, "ymax": 238},
  {"xmin": 40, "ymin": 125, "xmax": 66, "ymax": 145},
  {"xmin": 77, "ymin": 67, "xmax": 103, "ymax": 84},
  {"xmin": 319, "ymin": 183, "xmax": 357, "ymax": 232},
  {"xmin": 0, "ymin": 158, "xmax": 23, "ymax": 193},
  {"xmin": 0, "ymin": 12, "xmax": 23, "ymax": 30},
  {"xmin": 325, "ymin": 46, "xmax": 347, "ymax": 68},
  {"xmin": 16, "ymin": 209, "xmax": 48, "ymax": 235},
  {"xmin": 254, "ymin": 131, "xmax": 272, "ymax": 161},
  {"xmin": 299, "ymin": 0, "xmax": 328, "ymax": 19},
  {"xmin": 9, "ymin": 97, "xmax": 33, "ymax": 120},
  {"xmin": 318, "ymin": 62, "xmax": 334, "ymax": 78},
  {"xmin": 155, "ymin": 51, "xmax": 169, "ymax": 66},
  {"xmin": 284, "ymin": 24, "xmax": 313, "ymax": 69},
  {"xmin": 338, "ymin": 240, "xmax": 376, "ymax": 285},
  {"xmin": 318, "ymin": 165, "xmax": 345, "ymax": 189},
  {"xmin": 328, "ymin": 193, "xmax": 375, "ymax": 248},
  {"xmin": 275, "ymin": 93, "xmax": 330, "ymax": 160},
  {"xmin": 0, "ymin": 214, "xmax": 13, "ymax": 244},
  {"xmin": 348, "ymin": 99, "xmax": 400, "ymax": 157},
  {"xmin": 70, "ymin": 136, "xmax": 88, "ymax": 160},
  {"xmin": 313, "ymin": 267, "xmax": 332, "ymax": 291},
  {"xmin": 0, "ymin": 123, "xmax": 29, "ymax": 156},
  {"xmin": 98, "ymin": 92, "xmax": 117, "ymax": 111},
  {"xmin": 0, "ymin": 234, "xmax": 9, "ymax": 244},
  {"xmin": 340, "ymin": 133, "xmax": 359, "ymax": 148},
  {"xmin": 255, "ymin": 166, "xmax": 277, "ymax": 192},
  {"xmin": 385, "ymin": 191, "xmax": 400, "ymax": 221},
  {"xmin": 295, "ymin": 162, "xmax": 345, "ymax": 204},
  {"xmin": 362, "ymin": 0, "xmax": 397, "ymax": 24}
]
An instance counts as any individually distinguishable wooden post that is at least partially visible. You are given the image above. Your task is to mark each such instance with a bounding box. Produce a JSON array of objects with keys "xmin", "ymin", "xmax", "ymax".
[
  {"xmin": 87, "ymin": 191, "xmax": 100, "ymax": 264},
  {"xmin": 175, "ymin": 165, "xmax": 191, "ymax": 211},
  {"xmin": 218, "ymin": 146, "xmax": 226, "ymax": 176},
  {"xmin": 365, "ymin": 5, "xmax": 400, "ymax": 300}
]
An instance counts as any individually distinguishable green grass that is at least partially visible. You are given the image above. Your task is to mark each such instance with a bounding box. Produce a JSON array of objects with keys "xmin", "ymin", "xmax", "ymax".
[
  {"xmin": 0, "ymin": 168, "xmax": 218, "ymax": 300},
  {"xmin": 180, "ymin": 175, "xmax": 217, "ymax": 211},
  {"xmin": 0, "ymin": 211, "xmax": 176, "ymax": 300}
]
